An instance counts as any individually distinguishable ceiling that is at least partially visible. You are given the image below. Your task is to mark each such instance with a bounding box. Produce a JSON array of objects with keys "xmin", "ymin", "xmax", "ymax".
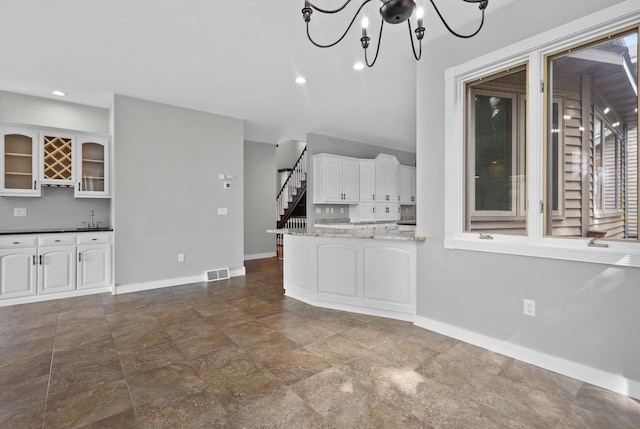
[{"xmin": 0, "ymin": 1, "xmax": 514, "ymax": 152}]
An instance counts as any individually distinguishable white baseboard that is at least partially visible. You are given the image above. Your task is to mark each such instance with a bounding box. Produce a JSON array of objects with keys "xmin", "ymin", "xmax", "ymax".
[
  {"xmin": 244, "ymin": 252, "xmax": 277, "ymax": 261},
  {"xmin": 0, "ymin": 286, "xmax": 113, "ymax": 307},
  {"xmin": 115, "ymin": 267, "xmax": 246, "ymax": 295},
  {"xmin": 285, "ymin": 289, "xmax": 415, "ymax": 323},
  {"xmin": 414, "ymin": 315, "xmax": 640, "ymax": 400}
]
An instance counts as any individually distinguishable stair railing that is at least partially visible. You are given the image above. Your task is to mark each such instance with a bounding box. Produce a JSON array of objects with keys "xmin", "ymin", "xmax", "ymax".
[{"xmin": 276, "ymin": 147, "xmax": 307, "ymax": 220}]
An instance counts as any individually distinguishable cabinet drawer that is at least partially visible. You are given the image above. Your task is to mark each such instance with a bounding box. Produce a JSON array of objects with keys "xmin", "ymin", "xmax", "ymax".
[
  {"xmin": 0, "ymin": 236, "xmax": 37, "ymax": 248},
  {"xmin": 78, "ymin": 233, "xmax": 111, "ymax": 244},
  {"xmin": 38, "ymin": 235, "xmax": 77, "ymax": 246}
]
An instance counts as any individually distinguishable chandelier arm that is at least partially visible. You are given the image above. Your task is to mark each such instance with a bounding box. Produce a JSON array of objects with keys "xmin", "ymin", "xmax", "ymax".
[
  {"xmin": 428, "ymin": 0, "xmax": 486, "ymax": 39},
  {"xmin": 306, "ymin": 0, "xmax": 373, "ymax": 48},
  {"xmin": 364, "ymin": 19, "xmax": 384, "ymax": 68},
  {"xmin": 307, "ymin": 0, "xmax": 356, "ymax": 14},
  {"xmin": 407, "ymin": 21, "xmax": 422, "ymax": 61}
]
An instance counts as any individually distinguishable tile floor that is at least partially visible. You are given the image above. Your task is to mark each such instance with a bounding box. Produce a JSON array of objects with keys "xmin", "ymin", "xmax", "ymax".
[{"xmin": 1, "ymin": 258, "xmax": 639, "ymax": 428}]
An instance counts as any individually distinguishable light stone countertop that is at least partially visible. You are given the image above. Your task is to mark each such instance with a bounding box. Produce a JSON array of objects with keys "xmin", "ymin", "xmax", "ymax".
[{"xmin": 267, "ymin": 227, "xmax": 425, "ymax": 242}]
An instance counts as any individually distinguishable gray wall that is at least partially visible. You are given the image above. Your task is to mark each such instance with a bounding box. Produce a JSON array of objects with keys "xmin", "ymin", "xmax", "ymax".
[
  {"xmin": 276, "ymin": 140, "xmax": 306, "ymax": 171},
  {"xmin": 306, "ymin": 133, "xmax": 416, "ymax": 225},
  {"xmin": 0, "ymin": 91, "xmax": 111, "ymax": 231},
  {"xmin": 416, "ymin": 0, "xmax": 639, "ymax": 382},
  {"xmin": 244, "ymin": 140, "xmax": 276, "ymax": 258},
  {"xmin": 113, "ymin": 95, "xmax": 244, "ymax": 285},
  {"xmin": 0, "ymin": 91, "xmax": 109, "ymax": 134}
]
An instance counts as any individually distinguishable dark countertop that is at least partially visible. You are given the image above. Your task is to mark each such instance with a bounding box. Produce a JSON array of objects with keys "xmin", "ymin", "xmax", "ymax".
[
  {"xmin": 0, "ymin": 227, "xmax": 113, "ymax": 236},
  {"xmin": 397, "ymin": 220, "xmax": 416, "ymax": 226}
]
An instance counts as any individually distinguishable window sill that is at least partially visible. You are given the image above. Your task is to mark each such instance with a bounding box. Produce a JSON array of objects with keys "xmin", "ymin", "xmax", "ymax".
[{"xmin": 445, "ymin": 235, "xmax": 640, "ymax": 268}]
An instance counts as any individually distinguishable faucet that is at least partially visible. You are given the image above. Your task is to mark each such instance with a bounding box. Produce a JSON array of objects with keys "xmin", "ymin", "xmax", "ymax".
[{"xmin": 82, "ymin": 210, "xmax": 103, "ymax": 229}]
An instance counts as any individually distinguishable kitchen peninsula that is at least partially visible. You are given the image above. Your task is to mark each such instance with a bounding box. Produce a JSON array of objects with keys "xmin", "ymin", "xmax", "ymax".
[{"xmin": 270, "ymin": 227, "xmax": 424, "ymax": 321}]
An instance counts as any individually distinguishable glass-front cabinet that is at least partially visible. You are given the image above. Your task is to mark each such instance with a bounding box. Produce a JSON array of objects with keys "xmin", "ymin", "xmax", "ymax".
[
  {"xmin": 75, "ymin": 136, "xmax": 110, "ymax": 198},
  {"xmin": 0, "ymin": 126, "xmax": 41, "ymax": 197}
]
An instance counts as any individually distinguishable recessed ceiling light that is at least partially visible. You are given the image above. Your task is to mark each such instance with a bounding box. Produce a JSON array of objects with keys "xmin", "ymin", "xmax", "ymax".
[
  {"xmin": 603, "ymin": 107, "xmax": 610, "ymax": 114},
  {"xmin": 353, "ymin": 62, "xmax": 365, "ymax": 71},
  {"xmin": 52, "ymin": 90, "xmax": 66, "ymax": 96},
  {"xmin": 295, "ymin": 76, "xmax": 306, "ymax": 84}
]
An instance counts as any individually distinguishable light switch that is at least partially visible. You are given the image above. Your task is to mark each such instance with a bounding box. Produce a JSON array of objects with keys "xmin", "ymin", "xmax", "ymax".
[
  {"xmin": 223, "ymin": 182, "xmax": 231, "ymax": 189},
  {"xmin": 217, "ymin": 208, "xmax": 228, "ymax": 215},
  {"xmin": 14, "ymin": 208, "xmax": 27, "ymax": 217}
]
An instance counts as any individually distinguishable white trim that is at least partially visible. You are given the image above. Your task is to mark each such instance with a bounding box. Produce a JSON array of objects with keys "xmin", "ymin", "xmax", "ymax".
[
  {"xmin": 414, "ymin": 315, "xmax": 640, "ymax": 400},
  {"xmin": 285, "ymin": 289, "xmax": 415, "ymax": 323},
  {"xmin": 0, "ymin": 286, "xmax": 112, "ymax": 307},
  {"xmin": 244, "ymin": 252, "xmax": 277, "ymax": 261},
  {"xmin": 443, "ymin": 0, "xmax": 640, "ymax": 267},
  {"xmin": 115, "ymin": 267, "xmax": 246, "ymax": 295},
  {"xmin": 230, "ymin": 266, "xmax": 246, "ymax": 277}
]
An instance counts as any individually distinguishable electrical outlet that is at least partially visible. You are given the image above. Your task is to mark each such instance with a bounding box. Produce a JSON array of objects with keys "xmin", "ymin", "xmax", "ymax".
[
  {"xmin": 523, "ymin": 299, "xmax": 536, "ymax": 317},
  {"xmin": 14, "ymin": 208, "xmax": 27, "ymax": 217},
  {"xmin": 217, "ymin": 208, "xmax": 228, "ymax": 215},
  {"xmin": 325, "ymin": 208, "xmax": 330, "ymax": 213},
  {"xmin": 330, "ymin": 208, "xmax": 334, "ymax": 214},
  {"xmin": 340, "ymin": 208, "xmax": 344, "ymax": 214},
  {"xmin": 178, "ymin": 253, "xmax": 185, "ymax": 262},
  {"xmin": 316, "ymin": 207, "xmax": 321, "ymax": 214}
]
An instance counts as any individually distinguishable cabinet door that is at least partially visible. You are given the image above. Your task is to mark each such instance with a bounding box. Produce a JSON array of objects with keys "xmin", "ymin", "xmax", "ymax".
[
  {"xmin": 359, "ymin": 160, "xmax": 375, "ymax": 202},
  {"xmin": 386, "ymin": 204, "xmax": 400, "ymax": 221},
  {"xmin": 41, "ymin": 133, "xmax": 74, "ymax": 185},
  {"xmin": 375, "ymin": 203, "xmax": 388, "ymax": 221},
  {"xmin": 75, "ymin": 136, "xmax": 110, "ymax": 198},
  {"xmin": 342, "ymin": 159, "xmax": 360, "ymax": 202},
  {"xmin": 399, "ymin": 166, "xmax": 416, "ymax": 205},
  {"xmin": 0, "ymin": 248, "xmax": 37, "ymax": 299},
  {"xmin": 385, "ymin": 164, "xmax": 399, "ymax": 203},
  {"xmin": 38, "ymin": 246, "xmax": 76, "ymax": 294},
  {"xmin": 321, "ymin": 157, "xmax": 343, "ymax": 202},
  {"xmin": 0, "ymin": 127, "xmax": 41, "ymax": 197},
  {"xmin": 77, "ymin": 244, "xmax": 111, "ymax": 289}
]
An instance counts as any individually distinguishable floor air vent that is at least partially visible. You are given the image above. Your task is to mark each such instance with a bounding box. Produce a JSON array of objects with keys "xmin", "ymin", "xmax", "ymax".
[{"xmin": 205, "ymin": 268, "xmax": 230, "ymax": 282}]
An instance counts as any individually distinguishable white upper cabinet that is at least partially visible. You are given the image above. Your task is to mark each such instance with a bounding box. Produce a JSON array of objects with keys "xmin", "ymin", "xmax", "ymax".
[
  {"xmin": 399, "ymin": 165, "xmax": 416, "ymax": 205},
  {"xmin": 1, "ymin": 123, "xmax": 110, "ymax": 198},
  {"xmin": 375, "ymin": 154, "xmax": 399, "ymax": 203},
  {"xmin": 0, "ymin": 126, "xmax": 41, "ymax": 197},
  {"xmin": 359, "ymin": 160, "xmax": 376, "ymax": 203},
  {"xmin": 75, "ymin": 136, "xmax": 110, "ymax": 198},
  {"xmin": 313, "ymin": 154, "xmax": 359, "ymax": 204},
  {"xmin": 40, "ymin": 132, "xmax": 75, "ymax": 186}
]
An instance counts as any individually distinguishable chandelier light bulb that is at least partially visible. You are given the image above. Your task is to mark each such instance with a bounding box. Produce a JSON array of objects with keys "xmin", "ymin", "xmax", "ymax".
[
  {"xmin": 361, "ymin": 16, "xmax": 369, "ymax": 29},
  {"xmin": 416, "ymin": 8, "xmax": 424, "ymax": 19}
]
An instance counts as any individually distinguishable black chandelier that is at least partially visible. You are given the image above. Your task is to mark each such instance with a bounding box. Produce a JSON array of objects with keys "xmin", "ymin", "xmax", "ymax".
[{"xmin": 302, "ymin": 0, "xmax": 489, "ymax": 67}]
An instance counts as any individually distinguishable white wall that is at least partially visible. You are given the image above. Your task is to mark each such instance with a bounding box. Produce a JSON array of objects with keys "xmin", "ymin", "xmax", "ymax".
[
  {"xmin": 113, "ymin": 95, "xmax": 244, "ymax": 285},
  {"xmin": 416, "ymin": 0, "xmax": 639, "ymax": 386},
  {"xmin": 276, "ymin": 140, "xmax": 306, "ymax": 171},
  {"xmin": 244, "ymin": 140, "xmax": 276, "ymax": 258},
  {"xmin": 0, "ymin": 91, "xmax": 111, "ymax": 231},
  {"xmin": 306, "ymin": 133, "xmax": 416, "ymax": 225}
]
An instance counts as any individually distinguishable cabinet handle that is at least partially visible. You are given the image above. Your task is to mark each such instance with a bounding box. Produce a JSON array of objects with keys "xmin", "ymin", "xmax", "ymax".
[
  {"xmin": 92, "ymin": 238, "xmax": 97, "ymax": 241},
  {"xmin": 39, "ymin": 255, "xmax": 42, "ymax": 265},
  {"xmin": 12, "ymin": 241, "xmax": 19, "ymax": 245},
  {"xmin": 55, "ymin": 239, "xmax": 61, "ymax": 243},
  {"xmin": 398, "ymin": 195, "xmax": 400, "ymax": 201},
  {"xmin": 32, "ymin": 255, "xmax": 36, "ymax": 265},
  {"xmin": 33, "ymin": 180, "xmax": 36, "ymax": 190},
  {"xmin": 78, "ymin": 182, "xmax": 81, "ymax": 190},
  {"xmin": 372, "ymin": 194, "xmax": 375, "ymax": 200},
  {"xmin": 78, "ymin": 252, "xmax": 82, "ymax": 263}
]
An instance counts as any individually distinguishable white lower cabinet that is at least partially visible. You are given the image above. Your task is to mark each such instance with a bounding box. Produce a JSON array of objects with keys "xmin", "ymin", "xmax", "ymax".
[
  {"xmin": 0, "ymin": 232, "xmax": 112, "ymax": 303},
  {"xmin": 38, "ymin": 245, "xmax": 76, "ymax": 294},
  {"xmin": 0, "ymin": 248, "xmax": 37, "ymax": 299},
  {"xmin": 77, "ymin": 244, "xmax": 111, "ymax": 289}
]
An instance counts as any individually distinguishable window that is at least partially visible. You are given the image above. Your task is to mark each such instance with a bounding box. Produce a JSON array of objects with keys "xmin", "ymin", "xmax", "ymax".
[
  {"xmin": 466, "ymin": 68, "xmax": 527, "ymax": 235},
  {"xmin": 546, "ymin": 31, "xmax": 638, "ymax": 240},
  {"xmin": 444, "ymin": 4, "xmax": 640, "ymax": 267}
]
